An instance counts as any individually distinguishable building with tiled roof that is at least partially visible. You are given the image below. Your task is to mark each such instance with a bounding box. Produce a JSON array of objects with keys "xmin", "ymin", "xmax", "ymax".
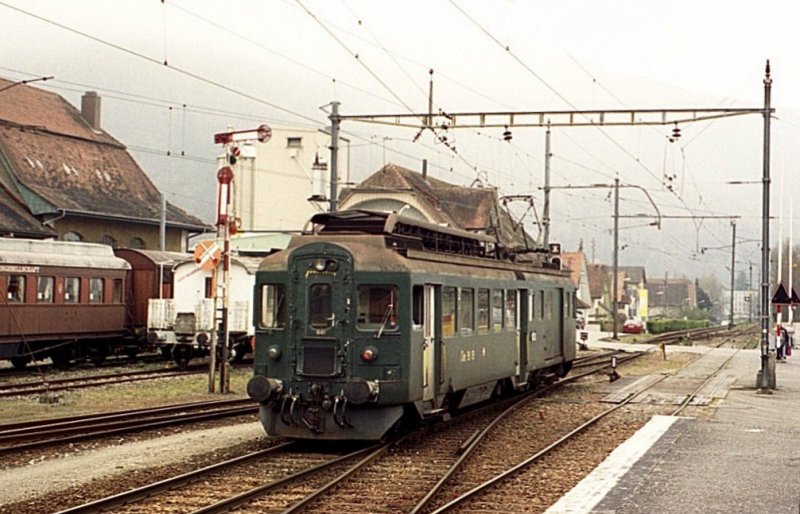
[
  {"xmin": 561, "ymin": 251, "xmax": 591, "ymax": 310},
  {"xmin": 646, "ymin": 278, "xmax": 697, "ymax": 318},
  {"xmin": 338, "ymin": 163, "xmax": 535, "ymax": 251},
  {"xmin": 0, "ymin": 78, "xmax": 207, "ymax": 250}
]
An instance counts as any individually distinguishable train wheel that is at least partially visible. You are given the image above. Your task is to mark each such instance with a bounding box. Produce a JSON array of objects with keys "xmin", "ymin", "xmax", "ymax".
[
  {"xmin": 50, "ymin": 347, "xmax": 73, "ymax": 369},
  {"xmin": 172, "ymin": 346, "xmax": 193, "ymax": 370},
  {"xmin": 89, "ymin": 346, "xmax": 108, "ymax": 367},
  {"xmin": 10, "ymin": 356, "xmax": 30, "ymax": 370}
]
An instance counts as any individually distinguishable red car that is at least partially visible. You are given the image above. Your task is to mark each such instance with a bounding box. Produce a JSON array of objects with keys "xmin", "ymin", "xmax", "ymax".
[{"xmin": 622, "ymin": 319, "xmax": 645, "ymax": 334}]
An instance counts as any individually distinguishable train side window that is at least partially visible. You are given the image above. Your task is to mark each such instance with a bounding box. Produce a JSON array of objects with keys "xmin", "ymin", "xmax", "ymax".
[
  {"xmin": 477, "ymin": 288, "xmax": 490, "ymax": 333},
  {"xmin": 539, "ymin": 290, "xmax": 545, "ymax": 320},
  {"xmin": 492, "ymin": 289, "xmax": 503, "ymax": 332},
  {"xmin": 412, "ymin": 285, "xmax": 423, "ymax": 329},
  {"xmin": 528, "ymin": 291, "xmax": 535, "ymax": 323},
  {"xmin": 37, "ymin": 276, "xmax": 54, "ymax": 303},
  {"xmin": 442, "ymin": 286, "xmax": 457, "ymax": 337},
  {"xmin": 64, "ymin": 277, "xmax": 80, "ymax": 303},
  {"xmin": 357, "ymin": 285, "xmax": 399, "ymax": 332},
  {"xmin": 309, "ymin": 283, "xmax": 333, "ymax": 331},
  {"xmin": 459, "ymin": 288, "xmax": 474, "ymax": 335},
  {"xmin": 544, "ymin": 290, "xmax": 553, "ymax": 321},
  {"xmin": 260, "ymin": 284, "xmax": 287, "ymax": 329},
  {"xmin": 505, "ymin": 290, "xmax": 516, "ymax": 330},
  {"xmin": 113, "ymin": 279, "xmax": 123, "ymax": 303},
  {"xmin": 7, "ymin": 275, "xmax": 25, "ymax": 302},
  {"xmin": 89, "ymin": 278, "xmax": 104, "ymax": 304}
]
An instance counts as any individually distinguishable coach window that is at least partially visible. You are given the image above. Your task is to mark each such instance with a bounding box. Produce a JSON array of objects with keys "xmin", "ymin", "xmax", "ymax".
[
  {"xmin": 528, "ymin": 291, "xmax": 536, "ymax": 323},
  {"xmin": 7, "ymin": 275, "xmax": 25, "ymax": 302},
  {"xmin": 89, "ymin": 278, "xmax": 104, "ymax": 304},
  {"xmin": 477, "ymin": 289, "xmax": 490, "ymax": 332},
  {"xmin": 112, "ymin": 279, "xmax": 123, "ymax": 304},
  {"xmin": 37, "ymin": 276, "xmax": 54, "ymax": 303},
  {"xmin": 65, "ymin": 277, "xmax": 80, "ymax": 303},
  {"xmin": 492, "ymin": 289, "xmax": 503, "ymax": 332},
  {"xmin": 442, "ymin": 286, "xmax": 457, "ymax": 337},
  {"xmin": 357, "ymin": 285, "xmax": 399, "ymax": 332},
  {"xmin": 459, "ymin": 288, "xmax": 474, "ymax": 335},
  {"xmin": 260, "ymin": 284, "xmax": 286, "ymax": 329},
  {"xmin": 309, "ymin": 284, "xmax": 333, "ymax": 331},
  {"xmin": 505, "ymin": 290, "xmax": 516, "ymax": 329}
]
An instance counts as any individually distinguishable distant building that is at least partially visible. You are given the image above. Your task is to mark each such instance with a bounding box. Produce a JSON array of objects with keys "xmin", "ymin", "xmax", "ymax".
[
  {"xmin": 228, "ymin": 126, "xmax": 350, "ymax": 232},
  {"xmin": 561, "ymin": 251, "xmax": 592, "ymax": 316},
  {"xmin": 721, "ymin": 289, "xmax": 757, "ymax": 323},
  {"xmin": 338, "ymin": 163, "xmax": 534, "ymax": 251},
  {"xmin": 646, "ymin": 278, "xmax": 697, "ymax": 318},
  {"xmin": 0, "ymin": 78, "xmax": 206, "ymax": 250}
]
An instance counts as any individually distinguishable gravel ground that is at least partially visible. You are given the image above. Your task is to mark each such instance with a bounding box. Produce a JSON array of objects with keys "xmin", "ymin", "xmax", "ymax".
[{"xmin": 0, "ymin": 421, "xmax": 267, "ymax": 506}]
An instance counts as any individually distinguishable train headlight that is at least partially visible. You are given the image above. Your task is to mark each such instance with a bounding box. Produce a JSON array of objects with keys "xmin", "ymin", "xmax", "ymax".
[
  {"xmin": 197, "ymin": 333, "xmax": 209, "ymax": 346},
  {"xmin": 267, "ymin": 345, "xmax": 282, "ymax": 360},
  {"xmin": 312, "ymin": 259, "xmax": 326, "ymax": 271},
  {"xmin": 361, "ymin": 345, "xmax": 378, "ymax": 362},
  {"xmin": 325, "ymin": 260, "xmax": 338, "ymax": 272}
]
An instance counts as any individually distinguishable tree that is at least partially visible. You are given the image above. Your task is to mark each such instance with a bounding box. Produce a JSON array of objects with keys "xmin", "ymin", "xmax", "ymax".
[
  {"xmin": 734, "ymin": 270, "xmax": 749, "ymax": 291},
  {"xmin": 696, "ymin": 283, "xmax": 713, "ymax": 311}
]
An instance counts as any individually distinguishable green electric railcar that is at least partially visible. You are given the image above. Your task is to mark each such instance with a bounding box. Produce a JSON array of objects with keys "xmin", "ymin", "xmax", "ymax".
[{"xmin": 247, "ymin": 211, "xmax": 576, "ymax": 440}]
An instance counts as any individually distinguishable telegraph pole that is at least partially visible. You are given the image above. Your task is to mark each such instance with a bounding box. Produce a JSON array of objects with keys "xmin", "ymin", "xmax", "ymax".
[
  {"xmin": 543, "ymin": 124, "xmax": 552, "ymax": 248},
  {"xmin": 328, "ymin": 101, "xmax": 341, "ymax": 213},
  {"xmin": 729, "ymin": 221, "xmax": 736, "ymax": 328},
  {"xmin": 613, "ymin": 178, "xmax": 620, "ymax": 339},
  {"xmin": 758, "ymin": 61, "xmax": 773, "ymax": 392}
]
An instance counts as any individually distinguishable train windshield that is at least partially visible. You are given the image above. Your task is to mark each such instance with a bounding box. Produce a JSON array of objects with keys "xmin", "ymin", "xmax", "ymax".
[
  {"xmin": 260, "ymin": 284, "xmax": 287, "ymax": 329},
  {"xmin": 309, "ymin": 284, "xmax": 334, "ymax": 331},
  {"xmin": 357, "ymin": 285, "xmax": 398, "ymax": 334}
]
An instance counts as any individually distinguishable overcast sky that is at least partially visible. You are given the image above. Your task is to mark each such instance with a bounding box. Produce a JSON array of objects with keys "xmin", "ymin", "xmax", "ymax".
[{"xmin": 2, "ymin": 0, "xmax": 799, "ymax": 285}]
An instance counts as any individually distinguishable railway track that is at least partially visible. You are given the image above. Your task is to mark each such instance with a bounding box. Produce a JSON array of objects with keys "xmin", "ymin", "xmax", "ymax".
[
  {"xmin": 0, "ymin": 362, "xmax": 251, "ymax": 398},
  {"xmin": 0, "ymin": 398, "xmax": 257, "ymax": 455}
]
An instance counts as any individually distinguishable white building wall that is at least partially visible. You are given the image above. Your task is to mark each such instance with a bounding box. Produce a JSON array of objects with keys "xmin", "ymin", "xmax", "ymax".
[{"xmin": 225, "ymin": 126, "xmax": 350, "ymax": 232}]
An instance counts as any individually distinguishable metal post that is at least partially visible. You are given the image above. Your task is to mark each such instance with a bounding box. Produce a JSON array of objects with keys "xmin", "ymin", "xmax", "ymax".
[
  {"xmin": 328, "ymin": 101, "xmax": 341, "ymax": 213},
  {"xmin": 543, "ymin": 123, "xmax": 551, "ymax": 248},
  {"xmin": 730, "ymin": 221, "xmax": 736, "ymax": 328},
  {"xmin": 749, "ymin": 261, "xmax": 754, "ymax": 323},
  {"xmin": 159, "ymin": 192, "xmax": 166, "ymax": 251},
  {"xmin": 613, "ymin": 177, "xmax": 619, "ymax": 340},
  {"xmin": 758, "ymin": 60, "xmax": 773, "ymax": 392}
]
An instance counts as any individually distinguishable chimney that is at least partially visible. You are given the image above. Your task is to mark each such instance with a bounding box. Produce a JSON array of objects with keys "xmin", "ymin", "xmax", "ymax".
[{"xmin": 81, "ymin": 91, "xmax": 101, "ymax": 130}]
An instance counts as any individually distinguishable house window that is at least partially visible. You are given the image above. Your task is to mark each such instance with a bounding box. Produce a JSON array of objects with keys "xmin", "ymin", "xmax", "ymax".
[
  {"xmin": 287, "ymin": 137, "xmax": 303, "ymax": 148},
  {"xmin": 129, "ymin": 237, "xmax": 146, "ymax": 249},
  {"xmin": 99, "ymin": 234, "xmax": 117, "ymax": 248},
  {"xmin": 63, "ymin": 231, "xmax": 83, "ymax": 242}
]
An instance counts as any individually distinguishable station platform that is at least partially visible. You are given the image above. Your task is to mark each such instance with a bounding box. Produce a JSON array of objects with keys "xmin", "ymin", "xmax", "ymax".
[{"xmin": 547, "ymin": 342, "xmax": 800, "ymax": 513}]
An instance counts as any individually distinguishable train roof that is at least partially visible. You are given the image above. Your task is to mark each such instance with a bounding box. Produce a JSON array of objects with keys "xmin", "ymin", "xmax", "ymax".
[
  {"xmin": 114, "ymin": 248, "xmax": 190, "ymax": 266},
  {"xmin": 172, "ymin": 254, "xmax": 264, "ymax": 274},
  {"xmin": 0, "ymin": 238, "xmax": 130, "ymax": 270}
]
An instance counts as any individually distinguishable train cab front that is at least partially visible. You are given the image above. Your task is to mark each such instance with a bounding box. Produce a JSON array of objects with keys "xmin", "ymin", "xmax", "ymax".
[
  {"xmin": 249, "ymin": 242, "xmax": 406, "ymax": 440},
  {"xmin": 247, "ymin": 374, "xmax": 403, "ymax": 440}
]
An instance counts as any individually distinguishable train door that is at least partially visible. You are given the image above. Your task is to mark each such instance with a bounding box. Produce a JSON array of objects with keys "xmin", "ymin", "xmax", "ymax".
[
  {"xmin": 517, "ymin": 289, "xmax": 528, "ymax": 385},
  {"xmin": 422, "ymin": 284, "xmax": 436, "ymax": 402},
  {"xmin": 555, "ymin": 288, "xmax": 564, "ymax": 356}
]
